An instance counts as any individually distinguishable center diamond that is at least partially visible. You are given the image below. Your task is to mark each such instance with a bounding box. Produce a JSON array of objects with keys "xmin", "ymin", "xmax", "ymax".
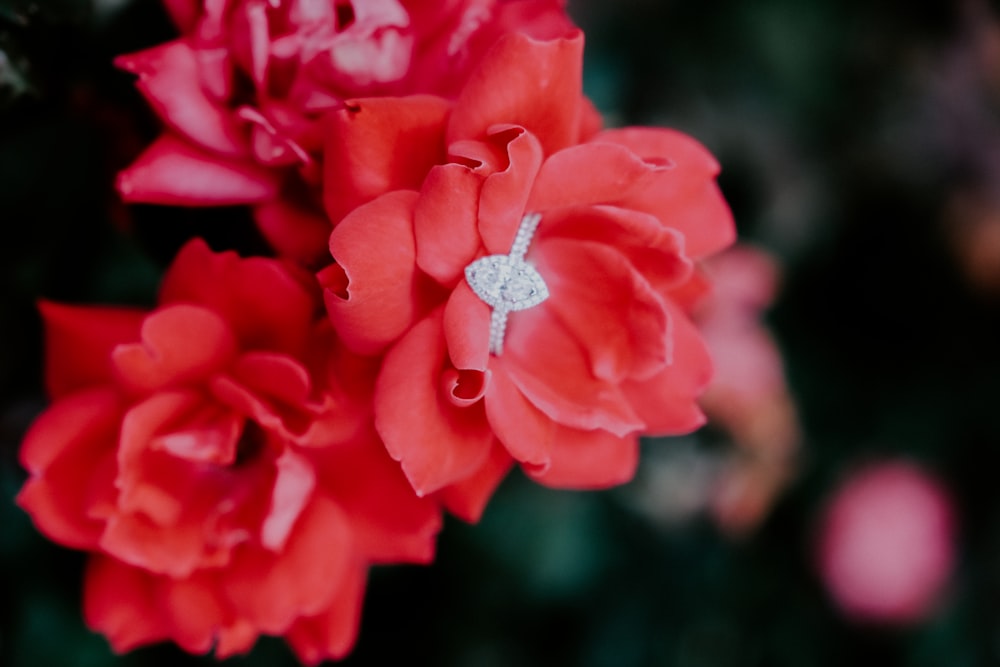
[
  {"xmin": 464, "ymin": 212, "xmax": 549, "ymax": 355},
  {"xmin": 464, "ymin": 255, "xmax": 549, "ymax": 311}
]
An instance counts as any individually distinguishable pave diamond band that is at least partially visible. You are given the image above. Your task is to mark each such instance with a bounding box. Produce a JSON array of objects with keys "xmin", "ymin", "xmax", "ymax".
[{"xmin": 465, "ymin": 213, "xmax": 549, "ymax": 355}]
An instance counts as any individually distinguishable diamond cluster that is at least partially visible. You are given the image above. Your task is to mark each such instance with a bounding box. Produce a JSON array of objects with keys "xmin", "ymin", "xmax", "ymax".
[{"xmin": 464, "ymin": 213, "xmax": 549, "ymax": 355}]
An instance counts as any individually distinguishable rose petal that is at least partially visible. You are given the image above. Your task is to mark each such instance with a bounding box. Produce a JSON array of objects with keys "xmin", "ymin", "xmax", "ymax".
[
  {"xmin": 117, "ymin": 134, "xmax": 280, "ymax": 206},
  {"xmin": 313, "ymin": 426, "xmax": 442, "ymax": 564},
  {"xmin": 437, "ymin": 442, "xmax": 514, "ymax": 523},
  {"xmin": 594, "ymin": 128, "xmax": 736, "ymax": 258},
  {"xmin": 161, "ymin": 573, "xmax": 230, "ymax": 654},
  {"xmin": 525, "ymin": 426, "xmax": 639, "ymax": 489},
  {"xmin": 323, "ymin": 95, "xmax": 449, "ymax": 225},
  {"xmin": 478, "ymin": 127, "xmax": 544, "ymax": 255},
  {"xmin": 484, "ymin": 357, "xmax": 554, "ymax": 468},
  {"xmin": 260, "ymin": 449, "xmax": 316, "ymax": 552},
  {"xmin": 375, "ymin": 310, "xmax": 495, "ymax": 496},
  {"xmin": 324, "ymin": 191, "xmax": 424, "ymax": 355},
  {"xmin": 113, "ymin": 390, "xmax": 198, "ymax": 526},
  {"xmin": 223, "ymin": 495, "xmax": 354, "ymax": 633},
  {"xmin": 39, "ymin": 302, "xmax": 144, "ymax": 399},
  {"xmin": 211, "ymin": 352, "xmax": 316, "ymax": 441},
  {"xmin": 84, "ymin": 556, "xmax": 171, "ymax": 652},
  {"xmin": 532, "ymin": 238, "xmax": 670, "ymax": 382},
  {"xmin": 214, "ymin": 618, "xmax": 259, "ymax": 659},
  {"xmin": 160, "ymin": 239, "xmax": 316, "ymax": 356},
  {"xmin": 17, "ymin": 388, "xmax": 122, "ymax": 549},
  {"xmin": 622, "ymin": 300, "xmax": 713, "ymax": 435},
  {"xmin": 527, "ymin": 141, "xmax": 658, "ymax": 212},
  {"xmin": 112, "ymin": 304, "xmax": 238, "ymax": 394},
  {"xmin": 443, "ymin": 281, "xmax": 492, "ymax": 372},
  {"xmin": 503, "ymin": 304, "xmax": 645, "ymax": 436},
  {"xmin": 594, "ymin": 127, "xmax": 721, "ymax": 178},
  {"xmin": 253, "ymin": 198, "xmax": 333, "ymax": 268},
  {"xmin": 286, "ymin": 562, "xmax": 367, "ymax": 665},
  {"xmin": 448, "ymin": 32, "xmax": 585, "ymax": 154},
  {"xmin": 414, "ymin": 164, "xmax": 483, "ymax": 285},
  {"xmin": 115, "ymin": 41, "xmax": 248, "ymax": 158},
  {"xmin": 537, "ymin": 205, "xmax": 692, "ymax": 297},
  {"xmin": 149, "ymin": 404, "xmax": 241, "ymax": 465}
]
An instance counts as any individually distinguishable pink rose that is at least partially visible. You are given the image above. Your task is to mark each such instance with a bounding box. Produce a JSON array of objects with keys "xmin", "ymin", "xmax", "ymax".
[{"xmin": 116, "ymin": 0, "xmax": 576, "ymax": 265}]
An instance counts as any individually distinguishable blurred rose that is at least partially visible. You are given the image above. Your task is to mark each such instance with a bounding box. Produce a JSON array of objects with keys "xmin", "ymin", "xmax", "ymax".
[
  {"xmin": 817, "ymin": 461, "xmax": 955, "ymax": 624},
  {"xmin": 115, "ymin": 0, "xmax": 575, "ymax": 265},
  {"xmin": 694, "ymin": 245, "xmax": 800, "ymax": 534},
  {"xmin": 16, "ymin": 240, "xmax": 440, "ymax": 663}
]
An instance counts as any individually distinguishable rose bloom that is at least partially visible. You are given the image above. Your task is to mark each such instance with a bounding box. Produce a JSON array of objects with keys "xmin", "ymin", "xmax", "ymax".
[
  {"xmin": 817, "ymin": 461, "xmax": 956, "ymax": 624},
  {"xmin": 316, "ymin": 32, "xmax": 735, "ymax": 519},
  {"xmin": 16, "ymin": 240, "xmax": 440, "ymax": 663},
  {"xmin": 116, "ymin": 0, "xmax": 575, "ymax": 265}
]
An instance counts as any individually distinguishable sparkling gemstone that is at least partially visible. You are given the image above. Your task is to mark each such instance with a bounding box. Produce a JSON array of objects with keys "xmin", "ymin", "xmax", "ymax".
[{"xmin": 464, "ymin": 255, "xmax": 549, "ymax": 312}]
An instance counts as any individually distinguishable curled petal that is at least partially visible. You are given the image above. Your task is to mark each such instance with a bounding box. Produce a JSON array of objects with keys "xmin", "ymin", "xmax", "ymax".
[
  {"xmin": 324, "ymin": 191, "xmax": 423, "ymax": 355},
  {"xmin": 375, "ymin": 310, "xmax": 494, "ymax": 496},
  {"xmin": 323, "ymin": 95, "xmax": 449, "ymax": 225},
  {"xmin": 38, "ymin": 301, "xmax": 144, "ymax": 399},
  {"xmin": 528, "ymin": 142, "xmax": 658, "ymax": 212},
  {"xmin": 117, "ymin": 135, "xmax": 280, "ymax": 206},
  {"xmin": 212, "ymin": 352, "xmax": 341, "ymax": 446},
  {"xmin": 414, "ymin": 164, "xmax": 482, "ymax": 285},
  {"xmin": 595, "ymin": 127, "xmax": 721, "ymax": 178},
  {"xmin": 443, "ymin": 281, "xmax": 492, "ymax": 372},
  {"xmin": 112, "ymin": 305, "xmax": 238, "ymax": 394},
  {"xmin": 594, "ymin": 128, "xmax": 735, "ymax": 258},
  {"xmin": 160, "ymin": 239, "xmax": 317, "ymax": 356},
  {"xmin": 478, "ymin": 127, "xmax": 544, "ymax": 255}
]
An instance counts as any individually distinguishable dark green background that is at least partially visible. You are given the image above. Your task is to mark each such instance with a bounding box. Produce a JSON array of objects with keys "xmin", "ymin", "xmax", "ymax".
[{"xmin": 3, "ymin": 1, "xmax": 1000, "ymax": 665}]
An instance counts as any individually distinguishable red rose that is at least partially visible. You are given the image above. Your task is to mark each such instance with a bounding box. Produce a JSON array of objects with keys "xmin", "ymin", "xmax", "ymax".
[
  {"xmin": 115, "ymin": 0, "xmax": 576, "ymax": 265},
  {"xmin": 16, "ymin": 240, "xmax": 440, "ymax": 662},
  {"xmin": 317, "ymin": 34, "xmax": 734, "ymax": 519}
]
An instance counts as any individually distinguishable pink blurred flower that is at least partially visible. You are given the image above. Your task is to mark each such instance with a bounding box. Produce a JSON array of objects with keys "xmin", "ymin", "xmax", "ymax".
[
  {"xmin": 817, "ymin": 461, "xmax": 956, "ymax": 624},
  {"xmin": 693, "ymin": 245, "xmax": 800, "ymax": 534}
]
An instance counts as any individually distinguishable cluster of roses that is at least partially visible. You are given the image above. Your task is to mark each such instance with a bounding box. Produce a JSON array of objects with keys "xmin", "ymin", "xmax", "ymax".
[{"xmin": 17, "ymin": 0, "xmax": 734, "ymax": 663}]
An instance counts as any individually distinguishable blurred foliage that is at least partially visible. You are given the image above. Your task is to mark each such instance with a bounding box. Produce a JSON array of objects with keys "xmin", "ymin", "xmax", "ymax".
[{"xmin": 6, "ymin": 1, "xmax": 1000, "ymax": 666}]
